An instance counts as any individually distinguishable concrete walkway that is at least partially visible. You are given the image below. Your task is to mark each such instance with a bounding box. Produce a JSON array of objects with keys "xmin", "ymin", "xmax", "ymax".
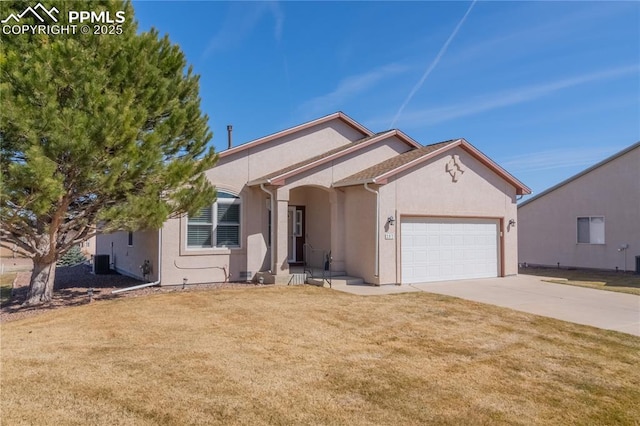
[{"xmin": 330, "ymin": 275, "xmax": 640, "ymax": 336}]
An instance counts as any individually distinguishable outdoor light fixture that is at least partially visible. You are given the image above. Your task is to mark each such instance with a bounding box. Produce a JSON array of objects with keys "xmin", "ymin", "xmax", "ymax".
[
  {"xmin": 387, "ymin": 216, "xmax": 396, "ymax": 226},
  {"xmin": 508, "ymin": 219, "xmax": 516, "ymax": 227}
]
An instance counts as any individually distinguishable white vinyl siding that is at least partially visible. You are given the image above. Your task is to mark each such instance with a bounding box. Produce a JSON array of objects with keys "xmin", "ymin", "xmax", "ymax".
[
  {"xmin": 577, "ymin": 216, "xmax": 605, "ymax": 244},
  {"xmin": 187, "ymin": 191, "xmax": 241, "ymax": 248}
]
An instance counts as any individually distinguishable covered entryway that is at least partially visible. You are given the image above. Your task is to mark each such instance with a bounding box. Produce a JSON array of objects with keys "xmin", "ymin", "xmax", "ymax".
[
  {"xmin": 401, "ymin": 217, "xmax": 500, "ymax": 283},
  {"xmin": 287, "ymin": 186, "xmax": 333, "ymax": 270}
]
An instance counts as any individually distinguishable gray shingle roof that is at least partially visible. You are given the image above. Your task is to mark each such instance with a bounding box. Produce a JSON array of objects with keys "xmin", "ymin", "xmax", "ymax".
[
  {"xmin": 333, "ymin": 139, "xmax": 459, "ymax": 187},
  {"xmin": 247, "ymin": 130, "xmax": 396, "ymax": 185}
]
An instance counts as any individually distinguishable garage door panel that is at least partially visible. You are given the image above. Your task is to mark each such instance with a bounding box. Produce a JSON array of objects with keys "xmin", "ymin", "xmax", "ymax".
[{"xmin": 402, "ymin": 217, "xmax": 499, "ymax": 283}]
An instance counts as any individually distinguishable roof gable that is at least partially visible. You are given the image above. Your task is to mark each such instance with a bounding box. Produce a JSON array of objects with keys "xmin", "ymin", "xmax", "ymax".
[
  {"xmin": 219, "ymin": 112, "xmax": 372, "ymax": 159},
  {"xmin": 518, "ymin": 141, "xmax": 640, "ymax": 208},
  {"xmin": 334, "ymin": 138, "xmax": 531, "ymax": 195},
  {"xmin": 247, "ymin": 129, "xmax": 421, "ymax": 186}
]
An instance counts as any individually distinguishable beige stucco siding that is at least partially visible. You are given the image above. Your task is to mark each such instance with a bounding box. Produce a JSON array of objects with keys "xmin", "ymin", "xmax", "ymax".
[
  {"xmin": 95, "ymin": 116, "xmax": 527, "ymax": 287},
  {"xmin": 270, "ymin": 136, "xmax": 413, "ymax": 278},
  {"xmin": 95, "ymin": 229, "xmax": 159, "ymax": 281},
  {"xmin": 378, "ymin": 147, "xmax": 518, "ymax": 284},
  {"xmin": 343, "ymin": 186, "xmax": 377, "ymax": 282},
  {"xmin": 278, "ymin": 136, "xmax": 413, "ymax": 190},
  {"xmin": 155, "ymin": 120, "xmax": 366, "ymax": 285},
  {"xmin": 160, "ymin": 186, "xmax": 269, "ymax": 285},
  {"xmin": 215, "ymin": 120, "xmax": 363, "ymax": 184},
  {"xmin": 518, "ymin": 146, "xmax": 640, "ymax": 271}
]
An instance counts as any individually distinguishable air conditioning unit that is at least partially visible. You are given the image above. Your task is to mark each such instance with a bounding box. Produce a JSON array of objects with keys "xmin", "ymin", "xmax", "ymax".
[{"xmin": 93, "ymin": 254, "xmax": 110, "ymax": 275}]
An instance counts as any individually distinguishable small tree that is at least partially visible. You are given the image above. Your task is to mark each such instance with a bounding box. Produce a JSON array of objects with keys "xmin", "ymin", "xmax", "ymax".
[
  {"xmin": 1, "ymin": 0, "xmax": 217, "ymax": 305},
  {"xmin": 57, "ymin": 245, "xmax": 87, "ymax": 267}
]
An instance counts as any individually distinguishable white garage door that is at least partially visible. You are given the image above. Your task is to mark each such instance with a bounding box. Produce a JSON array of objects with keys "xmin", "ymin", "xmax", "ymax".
[{"xmin": 401, "ymin": 217, "xmax": 499, "ymax": 283}]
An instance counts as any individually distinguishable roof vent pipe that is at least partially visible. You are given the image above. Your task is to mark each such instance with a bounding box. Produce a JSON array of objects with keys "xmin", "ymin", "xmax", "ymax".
[{"xmin": 227, "ymin": 125, "xmax": 233, "ymax": 149}]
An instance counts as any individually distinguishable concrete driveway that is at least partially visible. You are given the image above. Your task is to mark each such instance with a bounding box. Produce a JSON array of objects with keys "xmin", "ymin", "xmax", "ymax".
[{"xmin": 332, "ymin": 275, "xmax": 640, "ymax": 336}]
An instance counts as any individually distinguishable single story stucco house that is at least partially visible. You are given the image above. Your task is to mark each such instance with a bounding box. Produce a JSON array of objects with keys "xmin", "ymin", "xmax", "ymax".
[
  {"xmin": 97, "ymin": 112, "xmax": 530, "ymax": 286},
  {"xmin": 518, "ymin": 141, "xmax": 640, "ymax": 272}
]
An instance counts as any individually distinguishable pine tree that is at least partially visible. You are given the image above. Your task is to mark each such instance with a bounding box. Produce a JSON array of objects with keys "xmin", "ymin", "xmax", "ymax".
[
  {"xmin": 0, "ymin": 0, "xmax": 217, "ymax": 305},
  {"xmin": 57, "ymin": 245, "xmax": 87, "ymax": 267}
]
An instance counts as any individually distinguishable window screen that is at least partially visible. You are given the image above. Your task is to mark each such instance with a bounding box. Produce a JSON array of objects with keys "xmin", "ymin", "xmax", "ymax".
[
  {"xmin": 187, "ymin": 193, "xmax": 240, "ymax": 248},
  {"xmin": 188, "ymin": 206, "xmax": 213, "ymax": 247}
]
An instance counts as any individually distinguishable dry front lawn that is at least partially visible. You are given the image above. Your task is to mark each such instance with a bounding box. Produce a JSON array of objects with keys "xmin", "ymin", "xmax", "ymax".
[
  {"xmin": 0, "ymin": 272, "xmax": 16, "ymax": 305},
  {"xmin": 2, "ymin": 286, "xmax": 639, "ymax": 425},
  {"xmin": 521, "ymin": 266, "xmax": 640, "ymax": 295}
]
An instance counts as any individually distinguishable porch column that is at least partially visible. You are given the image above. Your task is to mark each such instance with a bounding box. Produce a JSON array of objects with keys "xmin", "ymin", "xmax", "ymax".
[
  {"xmin": 273, "ymin": 188, "xmax": 290, "ymax": 276},
  {"xmin": 329, "ymin": 189, "xmax": 346, "ymax": 273}
]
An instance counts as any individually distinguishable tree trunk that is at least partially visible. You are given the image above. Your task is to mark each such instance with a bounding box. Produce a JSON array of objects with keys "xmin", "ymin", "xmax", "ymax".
[{"xmin": 24, "ymin": 259, "xmax": 57, "ymax": 306}]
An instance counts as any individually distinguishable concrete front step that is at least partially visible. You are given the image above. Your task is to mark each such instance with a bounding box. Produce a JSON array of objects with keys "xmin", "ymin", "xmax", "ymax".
[
  {"xmin": 255, "ymin": 270, "xmax": 360, "ymax": 286},
  {"xmin": 307, "ymin": 276, "xmax": 364, "ymax": 287},
  {"xmin": 293, "ymin": 268, "xmax": 346, "ymax": 277}
]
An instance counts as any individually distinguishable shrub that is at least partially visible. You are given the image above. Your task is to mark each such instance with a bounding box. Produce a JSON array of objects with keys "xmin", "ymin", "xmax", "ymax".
[{"xmin": 57, "ymin": 246, "xmax": 87, "ymax": 267}]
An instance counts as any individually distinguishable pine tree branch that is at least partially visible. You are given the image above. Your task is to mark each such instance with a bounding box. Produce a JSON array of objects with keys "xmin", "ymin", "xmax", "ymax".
[
  {"xmin": 0, "ymin": 227, "xmax": 36, "ymax": 255},
  {"xmin": 61, "ymin": 227, "xmax": 95, "ymax": 254},
  {"xmin": 58, "ymin": 203, "xmax": 101, "ymax": 234}
]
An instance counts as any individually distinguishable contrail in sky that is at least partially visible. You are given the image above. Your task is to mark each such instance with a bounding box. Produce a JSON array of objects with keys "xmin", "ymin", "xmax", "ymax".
[{"xmin": 390, "ymin": 0, "xmax": 477, "ymax": 129}]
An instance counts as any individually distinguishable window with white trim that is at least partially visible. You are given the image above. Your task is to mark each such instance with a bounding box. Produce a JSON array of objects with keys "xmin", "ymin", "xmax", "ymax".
[
  {"xmin": 187, "ymin": 191, "xmax": 241, "ymax": 248},
  {"xmin": 577, "ymin": 216, "xmax": 604, "ymax": 244}
]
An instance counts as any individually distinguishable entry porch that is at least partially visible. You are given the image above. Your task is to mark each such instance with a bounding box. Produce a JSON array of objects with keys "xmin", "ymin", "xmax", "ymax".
[{"xmin": 254, "ymin": 184, "xmax": 364, "ymax": 285}]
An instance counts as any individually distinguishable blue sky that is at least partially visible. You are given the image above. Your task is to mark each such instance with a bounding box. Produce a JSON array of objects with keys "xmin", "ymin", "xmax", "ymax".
[{"xmin": 132, "ymin": 1, "xmax": 639, "ymax": 199}]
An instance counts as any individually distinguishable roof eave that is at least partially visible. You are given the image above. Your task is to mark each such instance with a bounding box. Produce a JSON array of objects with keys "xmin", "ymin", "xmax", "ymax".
[
  {"xmin": 457, "ymin": 140, "xmax": 531, "ymax": 195},
  {"xmin": 332, "ymin": 178, "xmax": 377, "ymax": 188},
  {"xmin": 219, "ymin": 111, "xmax": 373, "ymax": 159},
  {"xmin": 269, "ymin": 131, "xmax": 396, "ymax": 184},
  {"xmin": 394, "ymin": 129, "xmax": 423, "ymax": 149},
  {"xmin": 246, "ymin": 178, "xmax": 271, "ymax": 187},
  {"xmin": 249, "ymin": 129, "xmax": 403, "ymax": 187},
  {"xmin": 518, "ymin": 141, "xmax": 639, "ymax": 207},
  {"xmin": 375, "ymin": 139, "xmax": 463, "ymax": 183}
]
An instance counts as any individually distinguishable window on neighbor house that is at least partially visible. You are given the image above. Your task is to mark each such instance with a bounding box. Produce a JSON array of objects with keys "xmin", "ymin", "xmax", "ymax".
[
  {"xmin": 577, "ymin": 216, "xmax": 604, "ymax": 244},
  {"xmin": 187, "ymin": 191, "xmax": 241, "ymax": 248},
  {"xmin": 128, "ymin": 231, "xmax": 133, "ymax": 246}
]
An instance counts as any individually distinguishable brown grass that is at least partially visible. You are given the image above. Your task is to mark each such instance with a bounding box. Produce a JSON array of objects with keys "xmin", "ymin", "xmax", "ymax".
[
  {"xmin": 0, "ymin": 272, "xmax": 17, "ymax": 305},
  {"xmin": 2, "ymin": 286, "xmax": 639, "ymax": 425},
  {"xmin": 521, "ymin": 266, "xmax": 640, "ymax": 295}
]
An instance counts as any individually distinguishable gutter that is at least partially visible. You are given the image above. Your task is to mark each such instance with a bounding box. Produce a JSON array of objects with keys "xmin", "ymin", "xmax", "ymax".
[
  {"xmin": 363, "ymin": 182, "xmax": 379, "ymax": 278},
  {"xmin": 112, "ymin": 228, "xmax": 162, "ymax": 294},
  {"xmin": 260, "ymin": 184, "xmax": 275, "ymax": 272}
]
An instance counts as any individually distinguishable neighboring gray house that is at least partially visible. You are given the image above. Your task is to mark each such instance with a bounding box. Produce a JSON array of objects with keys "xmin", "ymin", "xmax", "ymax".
[
  {"xmin": 97, "ymin": 112, "xmax": 530, "ymax": 286},
  {"xmin": 518, "ymin": 142, "xmax": 640, "ymax": 272}
]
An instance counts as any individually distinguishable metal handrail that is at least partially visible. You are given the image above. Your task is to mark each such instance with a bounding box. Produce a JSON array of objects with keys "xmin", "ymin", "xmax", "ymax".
[
  {"xmin": 303, "ymin": 243, "xmax": 332, "ymax": 288},
  {"xmin": 324, "ymin": 251, "xmax": 332, "ymax": 288}
]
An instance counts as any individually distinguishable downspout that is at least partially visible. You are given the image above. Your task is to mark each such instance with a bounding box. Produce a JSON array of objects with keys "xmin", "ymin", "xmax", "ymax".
[
  {"xmin": 260, "ymin": 184, "xmax": 275, "ymax": 273},
  {"xmin": 363, "ymin": 182, "xmax": 379, "ymax": 278},
  {"xmin": 112, "ymin": 228, "xmax": 162, "ymax": 294}
]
